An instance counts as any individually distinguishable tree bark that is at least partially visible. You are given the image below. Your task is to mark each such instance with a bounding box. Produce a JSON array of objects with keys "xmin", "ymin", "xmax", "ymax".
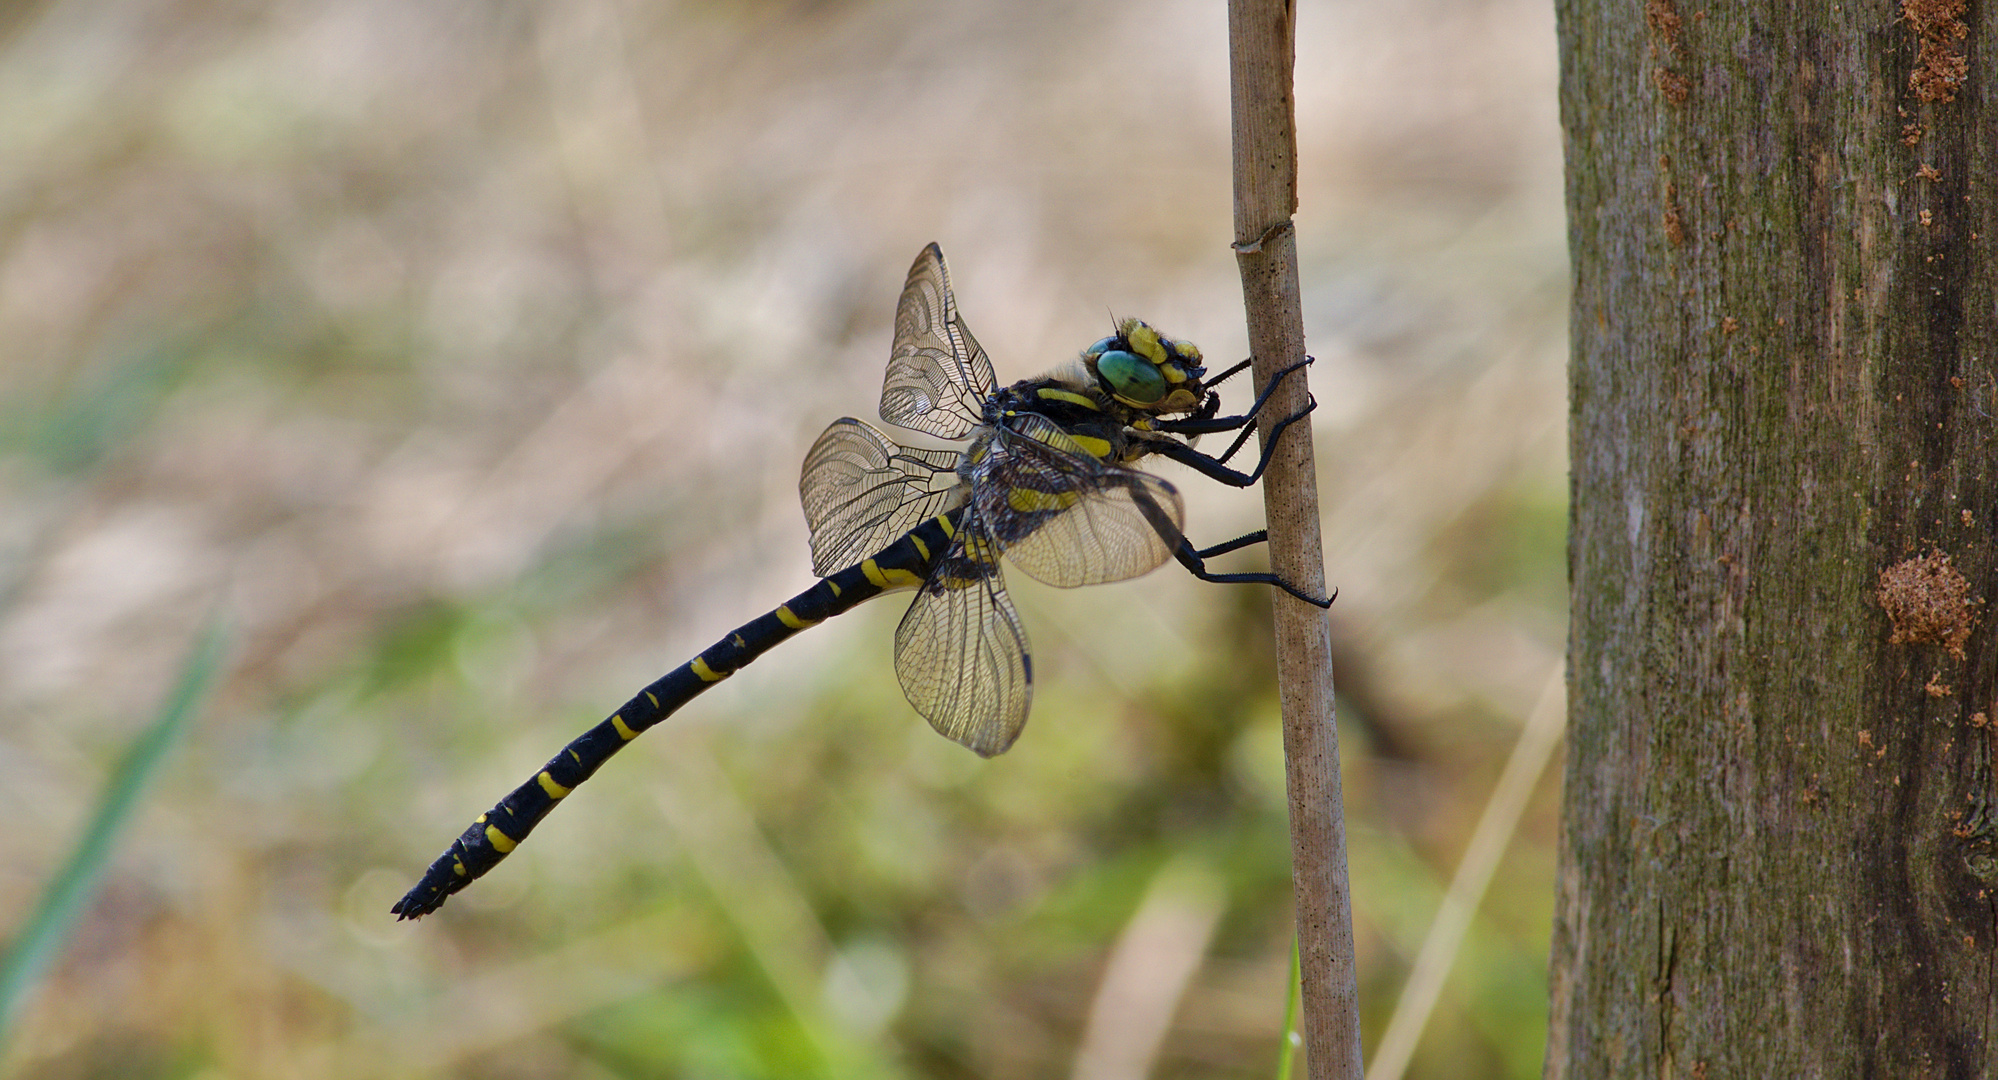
[{"xmin": 1552, "ymin": 0, "xmax": 1998, "ymax": 1075}]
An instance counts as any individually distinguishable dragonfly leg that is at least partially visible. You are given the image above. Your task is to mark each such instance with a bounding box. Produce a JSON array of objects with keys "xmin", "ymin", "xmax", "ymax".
[
  {"xmin": 1196, "ymin": 529, "xmax": 1272, "ymax": 558},
  {"xmin": 1172, "ymin": 534, "xmax": 1334, "ymax": 608},
  {"xmin": 1157, "ymin": 355, "xmax": 1315, "ymax": 467},
  {"xmin": 1202, "ymin": 355, "xmax": 1256, "ymax": 391},
  {"xmin": 1124, "ymin": 485, "xmax": 1330, "ymax": 607},
  {"xmin": 1152, "ymin": 392, "xmax": 1316, "ymax": 487},
  {"xmin": 1161, "ymin": 356, "xmax": 1312, "ymax": 437}
]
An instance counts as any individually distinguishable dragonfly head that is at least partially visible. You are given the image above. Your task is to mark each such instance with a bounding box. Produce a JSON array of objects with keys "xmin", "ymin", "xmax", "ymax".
[{"xmin": 1081, "ymin": 318, "xmax": 1207, "ymax": 413}]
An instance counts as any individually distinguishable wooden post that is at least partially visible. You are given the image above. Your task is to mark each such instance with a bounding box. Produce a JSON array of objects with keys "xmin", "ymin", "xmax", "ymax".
[{"xmin": 1227, "ymin": 2, "xmax": 1365, "ymax": 1076}]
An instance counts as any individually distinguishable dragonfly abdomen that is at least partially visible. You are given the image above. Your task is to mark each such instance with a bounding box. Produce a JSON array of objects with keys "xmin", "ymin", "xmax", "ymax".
[{"xmin": 391, "ymin": 509, "xmax": 963, "ymax": 919}]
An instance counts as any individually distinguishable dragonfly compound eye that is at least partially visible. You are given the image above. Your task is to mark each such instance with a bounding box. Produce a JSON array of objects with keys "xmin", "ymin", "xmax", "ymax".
[{"xmin": 1096, "ymin": 349, "xmax": 1170, "ymax": 405}]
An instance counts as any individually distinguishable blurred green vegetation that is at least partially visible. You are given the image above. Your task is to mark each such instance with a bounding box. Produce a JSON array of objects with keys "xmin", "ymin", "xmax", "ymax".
[
  {"xmin": 0, "ymin": 0, "xmax": 1567, "ymax": 1077},
  {"xmin": 0, "ymin": 621, "xmax": 222, "ymax": 1046}
]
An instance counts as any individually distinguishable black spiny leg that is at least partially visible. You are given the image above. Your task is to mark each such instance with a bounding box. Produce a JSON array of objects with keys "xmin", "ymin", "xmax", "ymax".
[
  {"xmin": 1159, "ymin": 356, "xmax": 1310, "ymax": 437},
  {"xmin": 1201, "ymin": 356, "xmax": 1256, "ymax": 391},
  {"xmin": 1127, "ymin": 489, "xmax": 1335, "ymax": 609},
  {"xmin": 1158, "ymin": 356, "xmax": 1315, "ymax": 471},
  {"xmin": 1151, "ymin": 392, "xmax": 1315, "ymax": 488},
  {"xmin": 1172, "ymin": 356, "xmax": 1253, "ymax": 427},
  {"xmin": 1171, "ymin": 530, "xmax": 1334, "ymax": 608}
]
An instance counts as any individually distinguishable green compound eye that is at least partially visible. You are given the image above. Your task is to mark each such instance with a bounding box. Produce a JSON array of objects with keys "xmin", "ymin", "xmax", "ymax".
[
  {"xmin": 1096, "ymin": 349, "xmax": 1168, "ymax": 405},
  {"xmin": 1082, "ymin": 336, "xmax": 1118, "ymax": 360}
]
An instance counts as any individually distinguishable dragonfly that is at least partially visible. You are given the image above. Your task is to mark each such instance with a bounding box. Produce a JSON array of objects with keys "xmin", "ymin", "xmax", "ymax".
[{"xmin": 392, "ymin": 243, "xmax": 1328, "ymax": 919}]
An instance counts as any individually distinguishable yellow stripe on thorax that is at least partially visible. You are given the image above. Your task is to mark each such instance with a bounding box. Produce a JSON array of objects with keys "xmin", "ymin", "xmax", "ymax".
[
  {"xmin": 1068, "ymin": 433, "xmax": 1114, "ymax": 459},
  {"xmin": 1036, "ymin": 387, "xmax": 1100, "ymax": 410}
]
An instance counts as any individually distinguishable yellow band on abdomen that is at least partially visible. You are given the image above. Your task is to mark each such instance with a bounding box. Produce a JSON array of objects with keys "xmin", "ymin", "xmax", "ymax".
[{"xmin": 862, "ymin": 559, "xmax": 923, "ymax": 590}]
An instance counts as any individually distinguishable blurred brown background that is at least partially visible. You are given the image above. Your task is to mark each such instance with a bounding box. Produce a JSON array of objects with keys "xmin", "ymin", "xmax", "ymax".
[{"xmin": 0, "ymin": 0, "xmax": 1565, "ymax": 1076}]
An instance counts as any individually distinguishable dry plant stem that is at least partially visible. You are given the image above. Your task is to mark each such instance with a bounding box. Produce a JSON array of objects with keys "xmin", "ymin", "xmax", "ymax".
[
  {"xmin": 1366, "ymin": 666, "xmax": 1567, "ymax": 1080},
  {"xmin": 1226, "ymin": 1, "xmax": 1364, "ymax": 1077}
]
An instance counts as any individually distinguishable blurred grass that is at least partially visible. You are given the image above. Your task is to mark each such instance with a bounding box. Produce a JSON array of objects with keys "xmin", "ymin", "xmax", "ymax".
[
  {"xmin": 0, "ymin": 621, "xmax": 224, "ymax": 1043},
  {"xmin": 0, "ymin": 0, "xmax": 1566, "ymax": 1077}
]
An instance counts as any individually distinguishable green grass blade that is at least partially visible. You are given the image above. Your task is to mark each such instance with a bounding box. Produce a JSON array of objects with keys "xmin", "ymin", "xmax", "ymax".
[
  {"xmin": 0, "ymin": 620, "xmax": 228, "ymax": 1039},
  {"xmin": 1274, "ymin": 936, "xmax": 1301, "ymax": 1080}
]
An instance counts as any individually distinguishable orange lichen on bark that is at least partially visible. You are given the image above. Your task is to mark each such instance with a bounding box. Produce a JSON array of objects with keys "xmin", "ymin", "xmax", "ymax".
[
  {"xmin": 1859, "ymin": 729, "xmax": 1887, "ymax": 759},
  {"xmin": 1645, "ymin": 0, "xmax": 1689, "ymax": 103},
  {"xmin": 1655, "ymin": 67, "xmax": 1691, "ymax": 103},
  {"xmin": 1878, "ymin": 548, "xmax": 1978, "ymax": 659},
  {"xmin": 1904, "ymin": 0, "xmax": 1969, "ymax": 103},
  {"xmin": 1646, "ymin": 0, "xmax": 1683, "ymax": 49}
]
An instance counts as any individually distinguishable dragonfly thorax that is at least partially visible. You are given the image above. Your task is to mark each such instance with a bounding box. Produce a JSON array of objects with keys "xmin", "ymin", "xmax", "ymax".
[{"xmin": 952, "ymin": 318, "xmax": 1210, "ymax": 475}]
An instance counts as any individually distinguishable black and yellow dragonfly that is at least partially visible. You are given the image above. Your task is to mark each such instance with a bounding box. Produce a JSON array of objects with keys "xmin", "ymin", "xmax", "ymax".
[{"xmin": 393, "ymin": 243, "xmax": 1327, "ymax": 919}]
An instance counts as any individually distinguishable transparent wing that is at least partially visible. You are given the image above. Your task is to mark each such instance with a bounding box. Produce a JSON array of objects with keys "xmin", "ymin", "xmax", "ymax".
[
  {"xmin": 878, "ymin": 243, "xmax": 994, "ymax": 440},
  {"xmin": 800, "ymin": 417, "xmax": 963, "ymax": 577},
  {"xmin": 892, "ymin": 514, "xmax": 1031, "ymax": 757},
  {"xmin": 976, "ymin": 413, "xmax": 1186, "ymax": 589}
]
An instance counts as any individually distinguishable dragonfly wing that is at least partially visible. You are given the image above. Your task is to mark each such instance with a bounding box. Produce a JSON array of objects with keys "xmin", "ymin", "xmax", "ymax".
[
  {"xmin": 980, "ymin": 414, "xmax": 1187, "ymax": 589},
  {"xmin": 879, "ymin": 243, "xmax": 995, "ymax": 440},
  {"xmin": 800, "ymin": 417, "xmax": 963, "ymax": 577},
  {"xmin": 892, "ymin": 514, "xmax": 1031, "ymax": 757}
]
